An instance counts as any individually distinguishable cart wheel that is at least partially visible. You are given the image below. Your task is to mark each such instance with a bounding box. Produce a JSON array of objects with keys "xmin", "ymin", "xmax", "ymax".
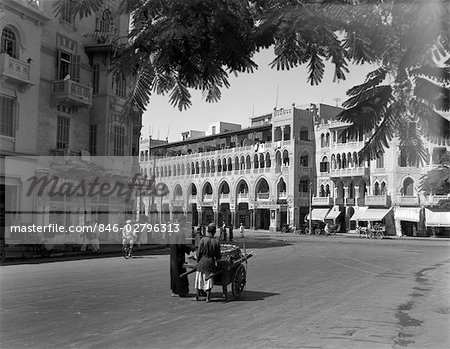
[
  {"xmin": 281, "ymin": 226, "xmax": 287, "ymax": 233},
  {"xmin": 232, "ymin": 264, "xmax": 246, "ymax": 298},
  {"xmin": 368, "ymin": 231, "xmax": 375, "ymax": 239},
  {"xmin": 305, "ymin": 227, "xmax": 310, "ymax": 235},
  {"xmin": 314, "ymin": 228, "xmax": 321, "ymax": 235},
  {"xmin": 375, "ymin": 231, "xmax": 384, "ymax": 240}
]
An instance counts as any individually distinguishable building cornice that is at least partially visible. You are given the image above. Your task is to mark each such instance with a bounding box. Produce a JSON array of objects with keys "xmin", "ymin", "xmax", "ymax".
[{"xmin": 3, "ymin": 0, "xmax": 50, "ymax": 25}]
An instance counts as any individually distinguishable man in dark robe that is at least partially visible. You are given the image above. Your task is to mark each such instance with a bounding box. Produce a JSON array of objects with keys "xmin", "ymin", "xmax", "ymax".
[{"xmin": 170, "ymin": 219, "xmax": 193, "ymax": 297}]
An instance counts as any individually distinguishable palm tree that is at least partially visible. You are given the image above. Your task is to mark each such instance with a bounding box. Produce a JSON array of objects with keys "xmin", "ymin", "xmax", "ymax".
[{"xmin": 52, "ymin": 0, "xmax": 449, "ymax": 163}]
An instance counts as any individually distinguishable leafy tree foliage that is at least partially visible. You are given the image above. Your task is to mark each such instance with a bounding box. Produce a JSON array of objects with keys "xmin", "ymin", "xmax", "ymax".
[
  {"xmin": 420, "ymin": 151, "xmax": 450, "ymax": 196},
  {"xmin": 53, "ymin": 0, "xmax": 449, "ymax": 164}
]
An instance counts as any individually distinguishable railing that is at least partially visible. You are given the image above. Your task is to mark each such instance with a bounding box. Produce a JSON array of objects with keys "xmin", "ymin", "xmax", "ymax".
[
  {"xmin": 237, "ymin": 192, "xmax": 249, "ymax": 199},
  {"xmin": 398, "ymin": 195, "xmax": 419, "ymax": 206},
  {"xmin": 425, "ymin": 194, "xmax": 450, "ymax": 206},
  {"xmin": 329, "ymin": 167, "xmax": 369, "ymax": 177},
  {"xmin": 345, "ymin": 198, "xmax": 355, "ymax": 205},
  {"xmin": 174, "ymin": 195, "xmax": 184, "ymax": 202},
  {"xmin": 312, "ymin": 196, "xmax": 333, "ymax": 206},
  {"xmin": 334, "ymin": 198, "xmax": 344, "ymax": 205},
  {"xmin": 0, "ymin": 53, "xmax": 32, "ymax": 85},
  {"xmin": 52, "ymin": 79, "xmax": 93, "ymax": 107},
  {"xmin": 278, "ymin": 192, "xmax": 287, "ymax": 199},
  {"xmin": 203, "ymin": 194, "xmax": 213, "ymax": 201},
  {"xmin": 257, "ymin": 192, "xmax": 270, "ymax": 200},
  {"xmin": 219, "ymin": 193, "xmax": 230, "ymax": 200},
  {"xmin": 189, "ymin": 195, "xmax": 197, "ymax": 202},
  {"xmin": 365, "ymin": 195, "xmax": 390, "ymax": 206}
]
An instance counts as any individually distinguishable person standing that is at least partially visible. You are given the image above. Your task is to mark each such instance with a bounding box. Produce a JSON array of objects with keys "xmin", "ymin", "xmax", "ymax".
[
  {"xmin": 193, "ymin": 223, "xmax": 222, "ymax": 302},
  {"xmin": 169, "ymin": 218, "xmax": 192, "ymax": 297},
  {"xmin": 239, "ymin": 223, "xmax": 245, "ymax": 237}
]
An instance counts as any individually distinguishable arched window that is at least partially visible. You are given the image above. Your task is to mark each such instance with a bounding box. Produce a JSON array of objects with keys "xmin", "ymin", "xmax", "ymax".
[
  {"xmin": 211, "ymin": 159, "xmax": 215, "ymax": 173},
  {"xmin": 325, "ymin": 184, "xmax": 330, "ymax": 196},
  {"xmin": 325, "ymin": 133, "xmax": 330, "ymax": 147},
  {"xmin": 195, "ymin": 161, "xmax": 200, "ymax": 174},
  {"xmin": 246, "ymin": 155, "xmax": 251, "ymax": 169},
  {"xmin": 217, "ymin": 159, "xmax": 222, "ymax": 172},
  {"xmin": 320, "ymin": 156, "xmax": 329, "ymax": 173},
  {"xmin": 227, "ymin": 157, "xmax": 232, "ymax": 171},
  {"xmin": 380, "ymin": 181, "xmax": 386, "ymax": 195},
  {"xmin": 321, "ymin": 134, "xmax": 325, "ymax": 148},
  {"xmin": 300, "ymin": 153, "xmax": 309, "ymax": 167},
  {"xmin": 282, "ymin": 150, "xmax": 289, "ymax": 166},
  {"xmin": 206, "ymin": 160, "xmax": 210, "ymax": 173},
  {"xmin": 99, "ymin": 9, "xmax": 112, "ymax": 33},
  {"xmin": 374, "ymin": 182, "xmax": 380, "ymax": 195},
  {"xmin": 191, "ymin": 162, "xmax": 195, "ymax": 174},
  {"xmin": 1, "ymin": 27, "xmax": 17, "ymax": 58},
  {"xmin": 331, "ymin": 154, "xmax": 336, "ymax": 170},
  {"xmin": 235, "ymin": 156, "xmax": 239, "ymax": 170},
  {"xmin": 376, "ymin": 154, "xmax": 384, "ymax": 168},
  {"xmin": 342, "ymin": 153, "xmax": 347, "ymax": 168},
  {"xmin": 275, "ymin": 151, "xmax": 281, "ymax": 168},
  {"xmin": 265, "ymin": 153, "xmax": 271, "ymax": 168},
  {"xmin": 201, "ymin": 161, "xmax": 205, "ymax": 174},
  {"xmin": 336, "ymin": 154, "xmax": 341, "ymax": 169},
  {"xmin": 402, "ymin": 177, "xmax": 414, "ymax": 196},
  {"xmin": 320, "ymin": 184, "xmax": 325, "ymax": 197},
  {"xmin": 240, "ymin": 155, "xmax": 245, "ymax": 170},
  {"xmin": 254, "ymin": 154, "xmax": 259, "ymax": 169},
  {"xmin": 299, "ymin": 127, "xmax": 309, "ymax": 141},
  {"xmin": 259, "ymin": 153, "xmax": 265, "ymax": 168}
]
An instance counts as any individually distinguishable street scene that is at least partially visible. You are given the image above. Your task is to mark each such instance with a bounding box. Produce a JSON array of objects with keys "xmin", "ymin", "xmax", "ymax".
[
  {"xmin": 1, "ymin": 1, "xmax": 450, "ymax": 349},
  {"xmin": 1, "ymin": 235, "xmax": 449, "ymax": 349}
]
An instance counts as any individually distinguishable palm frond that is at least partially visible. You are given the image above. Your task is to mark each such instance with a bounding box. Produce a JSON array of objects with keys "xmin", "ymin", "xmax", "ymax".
[
  {"xmin": 397, "ymin": 119, "xmax": 430, "ymax": 167},
  {"xmin": 410, "ymin": 98, "xmax": 450, "ymax": 141},
  {"xmin": 356, "ymin": 101, "xmax": 399, "ymax": 163},
  {"xmin": 53, "ymin": 0, "xmax": 104, "ymax": 19},
  {"xmin": 346, "ymin": 67, "xmax": 387, "ymax": 97},
  {"xmin": 169, "ymin": 80, "xmax": 192, "ymax": 111},
  {"xmin": 414, "ymin": 77, "xmax": 450, "ymax": 112},
  {"xmin": 119, "ymin": 65, "xmax": 155, "ymax": 124},
  {"xmin": 410, "ymin": 66, "xmax": 450, "ymax": 84},
  {"xmin": 338, "ymin": 86, "xmax": 394, "ymax": 139}
]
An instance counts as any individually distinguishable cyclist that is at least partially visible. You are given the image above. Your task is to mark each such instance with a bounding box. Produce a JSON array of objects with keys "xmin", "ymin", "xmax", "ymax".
[{"xmin": 122, "ymin": 219, "xmax": 137, "ymax": 257}]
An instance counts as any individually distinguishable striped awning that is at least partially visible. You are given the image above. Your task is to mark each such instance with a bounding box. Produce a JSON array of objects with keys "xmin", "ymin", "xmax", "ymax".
[
  {"xmin": 305, "ymin": 208, "xmax": 331, "ymax": 221},
  {"xmin": 351, "ymin": 208, "xmax": 391, "ymax": 221},
  {"xmin": 325, "ymin": 208, "xmax": 342, "ymax": 221},
  {"xmin": 394, "ymin": 207, "xmax": 420, "ymax": 222},
  {"xmin": 425, "ymin": 209, "xmax": 450, "ymax": 227}
]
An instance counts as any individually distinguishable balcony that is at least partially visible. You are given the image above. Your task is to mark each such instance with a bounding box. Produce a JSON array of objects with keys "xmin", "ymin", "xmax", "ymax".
[
  {"xmin": 189, "ymin": 195, "xmax": 197, "ymax": 203},
  {"xmin": 365, "ymin": 195, "xmax": 390, "ymax": 207},
  {"xmin": 399, "ymin": 195, "xmax": 419, "ymax": 206},
  {"xmin": 425, "ymin": 194, "xmax": 450, "ymax": 206},
  {"xmin": 237, "ymin": 192, "xmax": 249, "ymax": 202},
  {"xmin": 203, "ymin": 194, "xmax": 213, "ymax": 202},
  {"xmin": 334, "ymin": 198, "xmax": 344, "ymax": 205},
  {"xmin": 278, "ymin": 191, "xmax": 287, "ymax": 200},
  {"xmin": 52, "ymin": 79, "xmax": 93, "ymax": 107},
  {"xmin": 174, "ymin": 195, "xmax": 184, "ymax": 203},
  {"xmin": 219, "ymin": 193, "xmax": 230, "ymax": 201},
  {"xmin": 312, "ymin": 196, "xmax": 333, "ymax": 206},
  {"xmin": 0, "ymin": 53, "xmax": 33, "ymax": 89},
  {"xmin": 329, "ymin": 167, "xmax": 369, "ymax": 177},
  {"xmin": 49, "ymin": 148, "xmax": 81, "ymax": 157},
  {"xmin": 257, "ymin": 192, "xmax": 270, "ymax": 200},
  {"xmin": 345, "ymin": 198, "xmax": 355, "ymax": 205}
]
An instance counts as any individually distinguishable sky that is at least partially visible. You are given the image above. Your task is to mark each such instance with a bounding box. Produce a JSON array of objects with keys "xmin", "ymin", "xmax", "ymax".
[{"xmin": 141, "ymin": 49, "xmax": 375, "ymax": 142}]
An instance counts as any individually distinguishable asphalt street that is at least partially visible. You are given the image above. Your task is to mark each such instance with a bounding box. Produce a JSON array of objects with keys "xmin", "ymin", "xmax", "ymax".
[{"xmin": 1, "ymin": 236, "xmax": 449, "ymax": 349}]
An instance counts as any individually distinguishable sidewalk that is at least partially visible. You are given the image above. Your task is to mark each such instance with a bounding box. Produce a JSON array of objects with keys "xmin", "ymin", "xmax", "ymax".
[{"xmin": 241, "ymin": 229, "xmax": 450, "ymax": 241}]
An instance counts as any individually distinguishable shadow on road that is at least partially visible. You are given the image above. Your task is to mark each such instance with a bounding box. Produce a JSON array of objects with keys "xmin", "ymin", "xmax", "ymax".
[{"xmin": 237, "ymin": 290, "xmax": 279, "ymax": 301}]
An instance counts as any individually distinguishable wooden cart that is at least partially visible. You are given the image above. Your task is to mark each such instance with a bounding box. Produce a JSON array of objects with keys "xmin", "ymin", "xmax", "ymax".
[{"xmin": 181, "ymin": 245, "xmax": 253, "ymax": 299}]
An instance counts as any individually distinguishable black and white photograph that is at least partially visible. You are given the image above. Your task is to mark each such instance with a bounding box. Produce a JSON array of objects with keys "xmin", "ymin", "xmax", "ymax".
[{"xmin": 1, "ymin": 0, "xmax": 449, "ymax": 348}]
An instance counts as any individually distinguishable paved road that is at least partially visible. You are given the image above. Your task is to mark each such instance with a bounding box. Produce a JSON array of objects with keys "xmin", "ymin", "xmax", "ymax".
[{"xmin": 1, "ymin": 237, "xmax": 449, "ymax": 349}]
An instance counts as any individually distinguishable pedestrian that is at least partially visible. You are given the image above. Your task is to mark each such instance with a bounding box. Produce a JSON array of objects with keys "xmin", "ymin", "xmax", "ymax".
[
  {"xmin": 239, "ymin": 222, "xmax": 245, "ymax": 237},
  {"xmin": 170, "ymin": 217, "xmax": 193, "ymax": 297},
  {"xmin": 221, "ymin": 221, "xmax": 226, "ymax": 241},
  {"xmin": 122, "ymin": 219, "xmax": 137, "ymax": 256},
  {"xmin": 193, "ymin": 223, "xmax": 224, "ymax": 302}
]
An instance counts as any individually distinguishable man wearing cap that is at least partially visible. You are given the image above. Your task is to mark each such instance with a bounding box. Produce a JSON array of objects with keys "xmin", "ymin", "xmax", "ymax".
[
  {"xmin": 193, "ymin": 223, "xmax": 222, "ymax": 302},
  {"xmin": 122, "ymin": 219, "xmax": 137, "ymax": 256}
]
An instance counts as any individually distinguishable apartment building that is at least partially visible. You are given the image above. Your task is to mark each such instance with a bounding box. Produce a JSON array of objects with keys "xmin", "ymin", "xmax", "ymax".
[
  {"xmin": 1, "ymin": 0, "xmax": 142, "ymax": 244},
  {"xmin": 139, "ymin": 104, "xmax": 316, "ymax": 232}
]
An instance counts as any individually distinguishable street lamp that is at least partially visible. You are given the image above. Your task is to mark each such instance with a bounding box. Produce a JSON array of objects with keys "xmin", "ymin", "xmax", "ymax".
[{"xmin": 309, "ymin": 181, "xmax": 312, "ymax": 234}]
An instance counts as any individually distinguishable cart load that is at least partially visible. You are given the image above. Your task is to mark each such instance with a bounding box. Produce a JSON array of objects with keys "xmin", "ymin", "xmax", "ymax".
[{"xmin": 181, "ymin": 243, "xmax": 253, "ymax": 299}]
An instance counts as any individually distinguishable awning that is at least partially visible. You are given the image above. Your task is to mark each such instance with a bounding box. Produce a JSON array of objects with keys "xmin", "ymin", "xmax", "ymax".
[
  {"xmin": 349, "ymin": 207, "xmax": 368, "ymax": 221},
  {"xmin": 325, "ymin": 207, "xmax": 342, "ymax": 221},
  {"xmin": 425, "ymin": 209, "xmax": 450, "ymax": 227},
  {"xmin": 305, "ymin": 208, "xmax": 330, "ymax": 221},
  {"xmin": 395, "ymin": 207, "xmax": 420, "ymax": 222},
  {"xmin": 351, "ymin": 208, "xmax": 391, "ymax": 221}
]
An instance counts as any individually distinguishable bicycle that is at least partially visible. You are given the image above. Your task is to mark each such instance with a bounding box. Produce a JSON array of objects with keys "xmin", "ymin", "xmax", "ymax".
[{"xmin": 122, "ymin": 241, "xmax": 133, "ymax": 259}]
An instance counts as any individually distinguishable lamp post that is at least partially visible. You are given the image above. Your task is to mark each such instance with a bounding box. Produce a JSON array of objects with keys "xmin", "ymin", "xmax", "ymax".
[{"xmin": 309, "ymin": 181, "xmax": 312, "ymax": 234}]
